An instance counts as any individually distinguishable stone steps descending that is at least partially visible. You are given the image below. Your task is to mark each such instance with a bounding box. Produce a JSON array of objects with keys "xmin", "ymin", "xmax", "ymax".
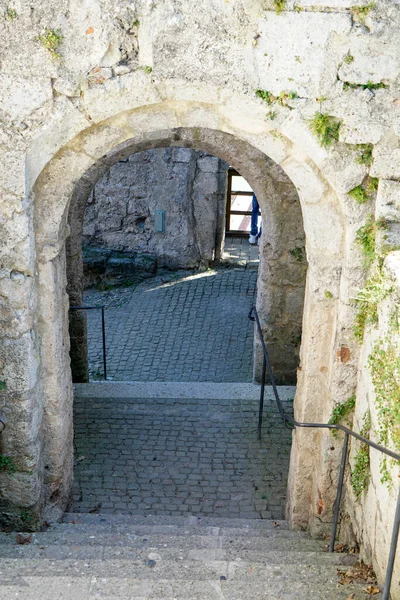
[{"xmin": 0, "ymin": 514, "xmax": 381, "ymax": 599}]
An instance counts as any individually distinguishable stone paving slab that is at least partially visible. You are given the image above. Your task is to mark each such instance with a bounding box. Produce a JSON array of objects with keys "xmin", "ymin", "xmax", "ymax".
[
  {"xmin": 74, "ymin": 382, "xmax": 286, "ymax": 400},
  {"xmin": 71, "ymin": 393, "xmax": 294, "ymax": 519},
  {"xmin": 85, "ymin": 267, "xmax": 257, "ymax": 382}
]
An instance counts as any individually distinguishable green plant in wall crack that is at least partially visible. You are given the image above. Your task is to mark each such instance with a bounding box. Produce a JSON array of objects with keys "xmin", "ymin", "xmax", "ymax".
[
  {"xmin": 343, "ymin": 81, "xmax": 388, "ymax": 92},
  {"xmin": 328, "ymin": 394, "xmax": 356, "ymax": 437},
  {"xmin": 354, "ymin": 215, "xmax": 387, "ymax": 268},
  {"xmin": 35, "ymin": 28, "xmax": 63, "ymax": 60},
  {"xmin": 289, "ymin": 247, "xmax": 305, "ymax": 262},
  {"xmin": 139, "ymin": 65, "xmax": 153, "ymax": 74},
  {"xmin": 368, "ymin": 336, "xmax": 400, "ymax": 487},
  {"xmin": 368, "ymin": 338, "xmax": 400, "ymax": 451},
  {"xmin": 6, "ymin": 7, "xmax": 17, "ymax": 19},
  {"xmin": 351, "ymin": 2, "xmax": 375, "ymax": 25},
  {"xmin": 353, "ymin": 266, "xmax": 393, "ymax": 341},
  {"xmin": 255, "ymin": 89, "xmax": 299, "ymax": 110},
  {"xmin": 0, "ymin": 380, "xmax": 6, "ymax": 391},
  {"xmin": 309, "ymin": 113, "xmax": 341, "ymax": 147},
  {"xmin": 355, "ymin": 144, "xmax": 373, "ymax": 167},
  {"xmin": 350, "ymin": 410, "xmax": 371, "ymax": 498},
  {"xmin": 344, "ymin": 52, "xmax": 354, "ymax": 65},
  {"xmin": 274, "ymin": 0, "xmax": 287, "ymax": 14},
  {"xmin": 0, "ymin": 455, "xmax": 16, "ymax": 473},
  {"xmin": 348, "ymin": 177, "xmax": 379, "ymax": 205}
]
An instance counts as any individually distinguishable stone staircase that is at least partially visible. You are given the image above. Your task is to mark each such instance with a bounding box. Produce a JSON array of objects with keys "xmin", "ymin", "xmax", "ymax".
[{"xmin": 0, "ymin": 513, "xmax": 381, "ymax": 599}]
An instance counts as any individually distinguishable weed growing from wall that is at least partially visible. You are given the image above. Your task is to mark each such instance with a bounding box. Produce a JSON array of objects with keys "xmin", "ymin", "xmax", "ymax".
[
  {"xmin": 6, "ymin": 7, "xmax": 17, "ymax": 19},
  {"xmin": 289, "ymin": 247, "xmax": 305, "ymax": 262},
  {"xmin": 368, "ymin": 339, "xmax": 400, "ymax": 451},
  {"xmin": 36, "ymin": 28, "xmax": 63, "ymax": 60},
  {"xmin": 309, "ymin": 113, "xmax": 341, "ymax": 147},
  {"xmin": 355, "ymin": 216, "xmax": 377, "ymax": 267},
  {"xmin": 0, "ymin": 455, "xmax": 16, "ymax": 473},
  {"xmin": 355, "ymin": 144, "xmax": 373, "ymax": 167},
  {"xmin": 349, "ymin": 186, "xmax": 369, "ymax": 204},
  {"xmin": 350, "ymin": 410, "xmax": 371, "ymax": 498},
  {"xmin": 348, "ymin": 177, "xmax": 379, "ymax": 204},
  {"xmin": 351, "ymin": 2, "xmax": 375, "ymax": 25},
  {"xmin": 353, "ymin": 266, "xmax": 393, "ymax": 341},
  {"xmin": 355, "ymin": 216, "xmax": 387, "ymax": 268},
  {"xmin": 343, "ymin": 81, "xmax": 388, "ymax": 92},
  {"xmin": 255, "ymin": 89, "xmax": 298, "ymax": 110},
  {"xmin": 328, "ymin": 394, "xmax": 356, "ymax": 437},
  {"xmin": 274, "ymin": 0, "xmax": 287, "ymax": 14},
  {"xmin": 344, "ymin": 52, "xmax": 354, "ymax": 64}
]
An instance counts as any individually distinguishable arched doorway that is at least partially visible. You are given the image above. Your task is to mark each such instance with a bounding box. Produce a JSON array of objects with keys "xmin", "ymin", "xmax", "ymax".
[
  {"xmin": 29, "ymin": 95, "xmax": 346, "ymax": 531},
  {"xmin": 65, "ymin": 129, "xmax": 306, "ymax": 387}
]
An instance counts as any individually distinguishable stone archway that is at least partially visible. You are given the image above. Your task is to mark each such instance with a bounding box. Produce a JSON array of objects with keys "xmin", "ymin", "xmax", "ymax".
[
  {"xmin": 65, "ymin": 128, "xmax": 306, "ymax": 385},
  {"xmin": 22, "ymin": 91, "xmax": 350, "ymax": 532}
]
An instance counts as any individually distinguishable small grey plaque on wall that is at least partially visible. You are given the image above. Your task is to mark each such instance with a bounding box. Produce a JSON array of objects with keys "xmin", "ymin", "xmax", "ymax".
[{"xmin": 155, "ymin": 210, "xmax": 165, "ymax": 233}]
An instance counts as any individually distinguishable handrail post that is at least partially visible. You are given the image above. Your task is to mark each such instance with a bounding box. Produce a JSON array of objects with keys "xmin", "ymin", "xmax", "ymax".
[
  {"xmin": 258, "ymin": 355, "xmax": 266, "ymax": 440},
  {"xmin": 69, "ymin": 305, "xmax": 107, "ymax": 381},
  {"xmin": 382, "ymin": 486, "xmax": 400, "ymax": 600},
  {"xmin": 250, "ymin": 305, "xmax": 400, "ymax": 595},
  {"xmin": 330, "ymin": 432, "xmax": 349, "ymax": 552},
  {"xmin": 101, "ymin": 306, "xmax": 107, "ymax": 381}
]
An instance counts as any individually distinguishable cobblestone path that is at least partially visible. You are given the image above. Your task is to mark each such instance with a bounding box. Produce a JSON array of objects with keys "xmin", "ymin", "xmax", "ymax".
[
  {"xmin": 71, "ymin": 391, "xmax": 294, "ymax": 519},
  {"xmin": 85, "ymin": 267, "xmax": 257, "ymax": 382}
]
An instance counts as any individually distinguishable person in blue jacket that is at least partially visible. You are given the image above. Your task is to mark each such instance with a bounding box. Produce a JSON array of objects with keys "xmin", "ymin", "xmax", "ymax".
[{"xmin": 249, "ymin": 193, "xmax": 261, "ymax": 244}]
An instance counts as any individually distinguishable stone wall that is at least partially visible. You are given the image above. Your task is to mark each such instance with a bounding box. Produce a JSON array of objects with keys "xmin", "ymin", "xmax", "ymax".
[
  {"xmin": 82, "ymin": 147, "xmax": 228, "ymax": 272},
  {"xmin": 339, "ymin": 191, "xmax": 400, "ymax": 586},
  {"xmin": 1, "ymin": 0, "xmax": 400, "ymax": 593}
]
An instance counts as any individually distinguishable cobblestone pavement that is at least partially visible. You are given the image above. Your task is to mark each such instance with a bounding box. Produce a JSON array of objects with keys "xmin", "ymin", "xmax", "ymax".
[
  {"xmin": 223, "ymin": 234, "xmax": 259, "ymax": 266},
  {"xmin": 71, "ymin": 392, "xmax": 294, "ymax": 519},
  {"xmin": 85, "ymin": 267, "xmax": 257, "ymax": 382}
]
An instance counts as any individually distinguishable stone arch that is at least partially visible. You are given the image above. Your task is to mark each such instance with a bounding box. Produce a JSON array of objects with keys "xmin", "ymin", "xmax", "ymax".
[
  {"xmin": 65, "ymin": 127, "xmax": 307, "ymax": 384},
  {"xmin": 30, "ymin": 94, "xmax": 347, "ymax": 525}
]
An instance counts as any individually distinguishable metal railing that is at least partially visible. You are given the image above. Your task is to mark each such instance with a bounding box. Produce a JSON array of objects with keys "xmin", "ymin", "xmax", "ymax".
[
  {"xmin": 69, "ymin": 305, "xmax": 107, "ymax": 380},
  {"xmin": 249, "ymin": 305, "xmax": 400, "ymax": 600}
]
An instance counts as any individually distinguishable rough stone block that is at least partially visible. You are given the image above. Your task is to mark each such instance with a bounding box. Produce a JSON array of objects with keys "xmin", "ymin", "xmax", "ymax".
[
  {"xmin": 255, "ymin": 13, "xmax": 351, "ymax": 98},
  {"xmin": 0, "ymin": 74, "xmax": 52, "ymax": 120},
  {"xmin": 371, "ymin": 143, "xmax": 400, "ymax": 180}
]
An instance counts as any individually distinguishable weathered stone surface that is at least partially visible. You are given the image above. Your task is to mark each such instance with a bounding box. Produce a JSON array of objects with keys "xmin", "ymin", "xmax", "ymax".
[
  {"xmin": 256, "ymin": 13, "xmax": 351, "ymax": 98},
  {"xmin": 1, "ymin": 1, "xmax": 400, "ymax": 595},
  {"xmin": 82, "ymin": 148, "xmax": 227, "ymax": 270}
]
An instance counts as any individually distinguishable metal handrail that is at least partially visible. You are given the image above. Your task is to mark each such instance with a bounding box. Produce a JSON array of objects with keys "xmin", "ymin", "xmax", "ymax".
[
  {"xmin": 249, "ymin": 305, "xmax": 400, "ymax": 600},
  {"xmin": 69, "ymin": 305, "xmax": 107, "ymax": 380}
]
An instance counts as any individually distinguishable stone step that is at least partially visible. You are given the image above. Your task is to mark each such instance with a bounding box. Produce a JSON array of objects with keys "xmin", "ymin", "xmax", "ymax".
[
  {"xmin": 0, "ymin": 543, "xmax": 358, "ymax": 566},
  {"xmin": 63, "ymin": 513, "xmax": 290, "ymax": 530},
  {"xmin": 0, "ymin": 575, "xmax": 378, "ymax": 600},
  {"xmin": 0, "ymin": 531, "xmax": 325, "ymax": 554},
  {"xmin": 0, "ymin": 526, "xmax": 310, "ymax": 546},
  {"xmin": 0, "ymin": 559, "xmax": 380, "ymax": 599},
  {"xmin": 74, "ymin": 381, "xmax": 296, "ymax": 401},
  {"xmin": 0, "ymin": 556, "xmax": 367, "ymax": 581}
]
